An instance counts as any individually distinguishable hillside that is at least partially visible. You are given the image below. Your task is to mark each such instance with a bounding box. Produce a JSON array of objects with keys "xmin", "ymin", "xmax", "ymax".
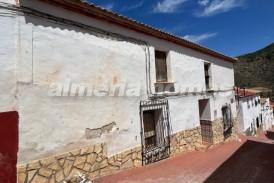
[{"xmin": 234, "ymin": 42, "xmax": 274, "ymax": 97}]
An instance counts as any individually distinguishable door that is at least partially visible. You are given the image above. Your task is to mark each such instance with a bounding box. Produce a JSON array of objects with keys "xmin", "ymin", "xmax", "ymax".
[
  {"xmin": 140, "ymin": 99, "xmax": 171, "ymax": 165},
  {"xmin": 0, "ymin": 111, "xmax": 18, "ymax": 183},
  {"xmin": 199, "ymin": 99, "xmax": 213, "ymax": 144}
]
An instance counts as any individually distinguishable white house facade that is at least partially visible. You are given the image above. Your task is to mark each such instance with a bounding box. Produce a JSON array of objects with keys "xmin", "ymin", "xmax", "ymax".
[
  {"xmin": 236, "ymin": 88, "xmax": 262, "ymax": 135},
  {"xmin": 0, "ymin": 0, "xmax": 238, "ymax": 182},
  {"xmin": 261, "ymin": 98, "xmax": 274, "ymax": 130}
]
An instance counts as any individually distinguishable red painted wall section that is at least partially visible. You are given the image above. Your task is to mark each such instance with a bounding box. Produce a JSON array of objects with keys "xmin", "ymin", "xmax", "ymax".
[{"xmin": 0, "ymin": 111, "xmax": 19, "ymax": 183}]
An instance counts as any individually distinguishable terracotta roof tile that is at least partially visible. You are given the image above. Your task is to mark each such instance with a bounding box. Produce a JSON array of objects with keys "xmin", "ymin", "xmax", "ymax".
[{"xmin": 235, "ymin": 87, "xmax": 261, "ymax": 97}]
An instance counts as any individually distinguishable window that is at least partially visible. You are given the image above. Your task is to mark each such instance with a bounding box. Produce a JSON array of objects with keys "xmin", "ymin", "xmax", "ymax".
[
  {"xmin": 140, "ymin": 99, "xmax": 171, "ymax": 164},
  {"xmin": 154, "ymin": 50, "xmax": 175, "ymax": 93},
  {"xmin": 155, "ymin": 50, "xmax": 168, "ymax": 82},
  {"xmin": 143, "ymin": 110, "xmax": 158, "ymax": 150},
  {"xmin": 204, "ymin": 63, "xmax": 212, "ymax": 90}
]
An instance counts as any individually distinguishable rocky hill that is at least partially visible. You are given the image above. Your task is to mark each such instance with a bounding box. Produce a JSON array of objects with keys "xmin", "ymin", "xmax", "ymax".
[{"xmin": 234, "ymin": 42, "xmax": 274, "ymax": 97}]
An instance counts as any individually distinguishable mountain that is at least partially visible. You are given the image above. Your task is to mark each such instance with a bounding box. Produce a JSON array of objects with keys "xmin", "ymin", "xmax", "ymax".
[{"xmin": 234, "ymin": 42, "xmax": 274, "ymax": 97}]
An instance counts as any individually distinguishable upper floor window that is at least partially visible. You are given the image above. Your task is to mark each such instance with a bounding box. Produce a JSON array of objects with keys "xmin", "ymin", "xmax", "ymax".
[
  {"xmin": 204, "ymin": 63, "xmax": 212, "ymax": 90},
  {"xmin": 155, "ymin": 50, "xmax": 168, "ymax": 82},
  {"xmin": 154, "ymin": 50, "xmax": 174, "ymax": 93}
]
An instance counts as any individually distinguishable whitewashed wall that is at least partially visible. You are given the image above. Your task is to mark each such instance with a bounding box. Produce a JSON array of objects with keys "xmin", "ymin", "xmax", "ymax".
[
  {"xmin": 261, "ymin": 98, "xmax": 274, "ymax": 130},
  {"xmin": 169, "ymin": 90, "xmax": 236, "ymax": 134},
  {"xmin": 0, "ymin": 0, "xmax": 17, "ymax": 112},
  {"xmin": 1, "ymin": 0, "xmax": 236, "ymax": 163},
  {"xmin": 16, "ymin": 15, "xmax": 149, "ymax": 162},
  {"xmin": 237, "ymin": 95, "xmax": 261, "ymax": 133},
  {"xmin": 20, "ymin": 0, "xmax": 235, "ymax": 91}
]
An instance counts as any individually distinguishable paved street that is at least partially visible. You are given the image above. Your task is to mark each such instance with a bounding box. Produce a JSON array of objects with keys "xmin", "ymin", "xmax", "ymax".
[{"xmin": 96, "ymin": 131, "xmax": 274, "ymax": 183}]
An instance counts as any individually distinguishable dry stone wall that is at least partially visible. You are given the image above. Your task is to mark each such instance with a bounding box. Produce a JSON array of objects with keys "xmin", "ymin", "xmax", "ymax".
[
  {"xmin": 170, "ymin": 126, "xmax": 202, "ymax": 156},
  {"xmin": 17, "ymin": 144, "xmax": 142, "ymax": 183},
  {"xmin": 212, "ymin": 118, "xmax": 238, "ymax": 144},
  {"xmin": 17, "ymin": 119, "xmax": 238, "ymax": 182}
]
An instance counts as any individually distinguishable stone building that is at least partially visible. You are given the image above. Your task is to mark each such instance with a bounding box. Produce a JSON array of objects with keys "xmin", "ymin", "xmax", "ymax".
[{"xmin": 0, "ymin": 0, "xmax": 238, "ymax": 182}]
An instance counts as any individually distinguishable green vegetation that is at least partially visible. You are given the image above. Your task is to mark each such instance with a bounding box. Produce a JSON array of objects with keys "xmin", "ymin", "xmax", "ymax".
[{"xmin": 234, "ymin": 42, "xmax": 274, "ymax": 98}]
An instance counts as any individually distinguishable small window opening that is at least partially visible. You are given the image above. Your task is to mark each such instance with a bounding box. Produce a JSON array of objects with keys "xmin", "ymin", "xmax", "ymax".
[
  {"xmin": 204, "ymin": 63, "xmax": 212, "ymax": 90},
  {"xmin": 154, "ymin": 50, "xmax": 174, "ymax": 93},
  {"xmin": 155, "ymin": 51, "xmax": 168, "ymax": 82}
]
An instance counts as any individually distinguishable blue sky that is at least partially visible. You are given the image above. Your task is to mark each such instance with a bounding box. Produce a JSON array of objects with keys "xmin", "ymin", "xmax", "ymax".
[{"xmin": 88, "ymin": 0, "xmax": 274, "ymax": 57}]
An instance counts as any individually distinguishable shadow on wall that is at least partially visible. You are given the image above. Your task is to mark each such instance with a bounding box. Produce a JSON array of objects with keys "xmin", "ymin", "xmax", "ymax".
[
  {"xmin": 0, "ymin": 111, "xmax": 19, "ymax": 183},
  {"xmin": 204, "ymin": 140, "xmax": 274, "ymax": 183},
  {"xmin": 19, "ymin": 0, "xmax": 233, "ymax": 69},
  {"xmin": 20, "ymin": 4, "xmax": 142, "ymax": 46}
]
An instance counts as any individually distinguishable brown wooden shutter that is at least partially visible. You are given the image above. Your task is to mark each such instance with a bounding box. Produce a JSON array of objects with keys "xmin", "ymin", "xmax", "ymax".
[{"xmin": 155, "ymin": 51, "xmax": 168, "ymax": 82}]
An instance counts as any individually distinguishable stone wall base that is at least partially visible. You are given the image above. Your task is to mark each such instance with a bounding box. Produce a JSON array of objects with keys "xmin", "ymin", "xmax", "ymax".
[
  {"xmin": 170, "ymin": 126, "xmax": 202, "ymax": 156},
  {"xmin": 212, "ymin": 118, "xmax": 238, "ymax": 144},
  {"xmin": 17, "ymin": 120, "xmax": 239, "ymax": 182},
  {"xmin": 17, "ymin": 144, "xmax": 141, "ymax": 183}
]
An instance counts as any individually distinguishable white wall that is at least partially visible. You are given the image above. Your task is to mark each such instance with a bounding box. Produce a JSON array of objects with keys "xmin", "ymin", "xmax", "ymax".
[
  {"xmin": 16, "ymin": 14, "xmax": 150, "ymax": 161},
  {"xmin": 237, "ymin": 95, "xmax": 261, "ymax": 134},
  {"xmin": 261, "ymin": 98, "xmax": 274, "ymax": 130},
  {"xmin": 169, "ymin": 90, "xmax": 236, "ymax": 134},
  {"xmin": 1, "ymin": 0, "xmax": 237, "ymax": 163},
  {"xmin": 0, "ymin": 0, "xmax": 17, "ymax": 112},
  {"xmin": 19, "ymin": 0, "xmax": 235, "ymax": 93}
]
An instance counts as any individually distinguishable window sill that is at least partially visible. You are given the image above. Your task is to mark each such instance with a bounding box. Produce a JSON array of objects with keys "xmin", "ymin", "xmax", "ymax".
[
  {"xmin": 154, "ymin": 82, "xmax": 175, "ymax": 93},
  {"xmin": 155, "ymin": 81, "xmax": 175, "ymax": 84},
  {"xmin": 206, "ymin": 88, "xmax": 214, "ymax": 92}
]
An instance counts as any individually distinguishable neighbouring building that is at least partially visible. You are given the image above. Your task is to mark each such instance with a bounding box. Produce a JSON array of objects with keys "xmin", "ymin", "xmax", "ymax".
[
  {"xmin": 235, "ymin": 88, "xmax": 263, "ymax": 135},
  {"xmin": 0, "ymin": 0, "xmax": 238, "ymax": 182},
  {"xmin": 271, "ymin": 102, "xmax": 274, "ymax": 117},
  {"xmin": 261, "ymin": 98, "xmax": 274, "ymax": 130}
]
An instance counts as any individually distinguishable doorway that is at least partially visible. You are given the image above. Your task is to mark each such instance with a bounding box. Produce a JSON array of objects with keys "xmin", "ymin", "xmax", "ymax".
[{"xmin": 199, "ymin": 99, "xmax": 213, "ymax": 144}]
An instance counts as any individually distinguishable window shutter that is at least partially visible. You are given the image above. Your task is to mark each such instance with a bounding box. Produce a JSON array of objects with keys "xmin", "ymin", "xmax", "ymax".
[{"xmin": 155, "ymin": 51, "xmax": 168, "ymax": 82}]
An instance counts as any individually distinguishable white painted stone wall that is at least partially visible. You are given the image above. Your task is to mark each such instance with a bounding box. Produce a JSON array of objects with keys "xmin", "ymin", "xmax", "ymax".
[
  {"xmin": 1, "ymin": 0, "xmax": 236, "ymax": 163},
  {"xmin": 237, "ymin": 95, "xmax": 261, "ymax": 134}
]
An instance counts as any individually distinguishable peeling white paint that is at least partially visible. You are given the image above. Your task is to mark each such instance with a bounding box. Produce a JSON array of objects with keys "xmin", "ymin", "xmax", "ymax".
[{"xmin": 1, "ymin": 0, "xmax": 237, "ymax": 163}]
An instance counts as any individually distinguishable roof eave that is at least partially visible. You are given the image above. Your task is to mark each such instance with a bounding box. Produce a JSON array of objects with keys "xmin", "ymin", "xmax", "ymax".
[{"xmin": 35, "ymin": 0, "xmax": 237, "ymax": 63}]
